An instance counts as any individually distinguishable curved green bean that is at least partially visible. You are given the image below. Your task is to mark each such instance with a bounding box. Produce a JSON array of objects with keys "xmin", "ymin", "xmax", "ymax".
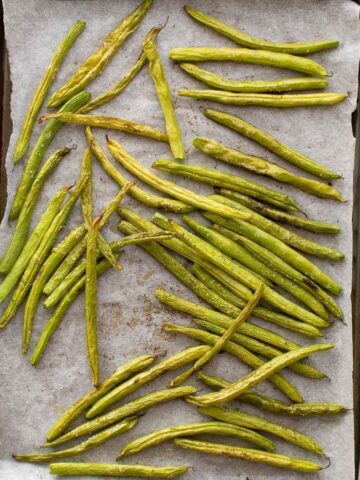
[
  {"xmin": 9, "ymin": 91, "xmax": 91, "ymax": 220},
  {"xmin": 49, "ymin": 463, "xmax": 189, "ymax": 478},
  {"xmin": 199, "ymin": 406, "xmax": 324, "ymax": 455},
  {"xmin": 184, "ymin": 5, "xmax": 338, "ymax": 55},
  {"xmin": 14, "ymin": 21, "xmax": 85, "ymax": 163},
  {"xmin": 192, "ymin": 343, "xmax": 333, "ymax": 406},
  {"xmin": 0, "ymin": 187, "xmax": 68, "ymax": 308},
  {"xmin": 218, "ymin": 189, "xmax": 341, "ymax": 234},
  {"xmin": 86, "ymin": 345, "xmax": 209, "ymax": 419},
  {"xmin": 193, "ymin": 137, "xmax": 343, "ymax": 200},
  {"xmin": 14, "ymin": 417, "xmax": 138, "ymax": 463},
  {"xmin": 47, "ymin": 355, "xmax": 156, "ymax": 441},
  {"xmin": 204, "ymin": 108, "xmax": 340, "ymax": 179},
  {"xmin": 180, "ymin": 63, "xmax": 328, "ymax": 92},
  {"xmin": 43, "ymin": 386, "xmax": 197, "ymax": 448},
  {"xmin": 118, "ymin": 420, "xmax": 273, "ymax": 459},
  {"xmin": 174, "ymin": 439, "xmax": 322, "ymax": 472},
  {"xmin": 164, "ymin": 323, "xmax": 303, "ymax": 403},
  {"xmin": 144, "ymin": 28, "xmax": 184, "ymax": 160},
  {"xmin": 170, "ymin": 47, "xmax": 328, "ymax": 76},
  {"xmin": 107, "ymin": 137, "xmax": 250, "ymax": 220},
  {"xmin": 0, "ymin": 148, "xmax": 70, "ymax": 274},
  {"xmin": 47, "ymin": 0, "xmax": 153, "ymax": 107}
]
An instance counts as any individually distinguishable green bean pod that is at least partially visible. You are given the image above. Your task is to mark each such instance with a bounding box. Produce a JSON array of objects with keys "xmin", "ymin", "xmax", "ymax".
[
  {"xmin": 0, "ymin": 187, "xmax": 68, "ymax": 308},
  {"xmin": 43, "ymin": 386, "xmax": 197, "ymax": 448},
  {"xmin": 198, "ymin": 406, "xmax": 324, "ymax": 455},
  {"xmin": 106, "ymin": 137, "xmax": 251, "ymax": 220},
  {"xmin": 144, "ymin": 28, "xmax": 185, "ymax": 160},
  {"xmin": 49, "ymin": 463, "xmax": 189, "ymax": 478},
  {"xmin": 47, "ymin": 355, "xmax": 157, "ymax": 441},
  {"xmin": 198, "ymin": 372, "xmax": 346, "ymax": 416},
  {"xmin": 174, "ymin": 439, "xmax": 322, "ymax": 472},
  {"xmin": 193, "ymin": 137, "xmax": 343, "ymax": 200},
  {"xmin": 218, "ymin": 189, "xmax": 341, "ymax": 234},
  {"xmin": 170, "ymin": 47, "xmax": 328, "ymax": 76},
  {"xmin": 14, "ymin": 21, "xmax": 85, "ymax": 163},
  {"xmin": 118, "ymin": 421, "xmax": 274, "ymax": 459},
  {"xmin": 184, "ymin": 5, "xmax": 338, "ymax": 55},
  {"xmin": 80, "ymin": 147, "xmax": 93, "ymax": 226},
  {"xmin": 204, "ymin": 108, "xmax": 340, "ymax": 179},
  {"xmin": 0, "ymin": 148, "xmax": 70, "ymax": 274},
  {"xmin": 9, "ymin": 91, "xmax": 91, "ymax": 220},
  {"xmin": 180, "ymin": 63, "xmax": 328, "ymax": 92},
  {"xmin": 164, "ymin": 323, "xmax": 303, "ymax": 403},
  {"xmin": 191, "ymin": 343, "xmax": 333, "ymax": 406},
  {"xmin": 47, "ymin": 0, "xmax": 153, "ymax": 107},
  {"xmin": 13, "ymin": 417, "xmax": 138, "ymax": 463}
]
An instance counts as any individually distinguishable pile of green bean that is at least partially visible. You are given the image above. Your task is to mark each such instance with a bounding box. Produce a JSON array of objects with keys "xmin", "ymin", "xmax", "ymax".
[{"xmin": 1, "ymin": 0, "xmax": 349, "ymax": 477}]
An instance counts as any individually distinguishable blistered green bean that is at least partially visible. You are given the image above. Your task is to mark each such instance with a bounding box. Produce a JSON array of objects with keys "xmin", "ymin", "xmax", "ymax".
[{"xmin": 49, "ymin": 463, "xmax": 189, "ymax": 478}]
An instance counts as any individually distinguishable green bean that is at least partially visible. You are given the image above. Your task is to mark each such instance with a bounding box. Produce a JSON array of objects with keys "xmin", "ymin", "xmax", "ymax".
[
  {"xmin": 172, "ymin": 286, "xmax": 263, "ymax": 387},
  {"xmin": 14, "ymin": 21, "xmax": 85, "ymax": 163},
  {"xmin": 80, "ymin": 147, "xmax": 93, "ymax": 226},
  {"xmin": 40, "ymin": 112, "xmax": 168, "ymax": 143},
  {"xmin": 9, "ymin": 91, "xmax": 91, "ymax": 221},
  {"xmin": 184, "ymin": 5, "xmax": 338, "ymax": 55},
  {"xmin": 47, "ymin": 0, "xmax": 153, "ymax": 107},
  {"xmin": 86, "ymin": 346, "xmax": 208, "ymax": 419},
  {"xmin": 86, "ymin": 127, "xmax": 193, "ymax": 213},
  {"xmin": 178, "ymin": 89, "xmax": 346, "ymax": 107},
  {"xmin": 155, "ymin": 289, "xmax": 302, "ymax": 352},
  {"xmin": 174, "ymin": 439, "xmax": 322, "ymax": 473},
  {"xmin": 144, "ymin": 28, "xmax": 185, "ymax": 160},
  {"xmin": 43, "ymin": 386, "xmax": 197, "ymax": 448},
  {"xmin": 191, "ymin": 264, "xmax": 323, "ymax": 338},
  {"xmin": 14, "ymin": 417, "xmax": 138, "ymax": 463},
  {"xmin": 179, "ymin": 63, "xmax": 328, "ymax": 92},
  {"xmin": 170, "ymin": 47, "xmax": 328, "ymax": 76},
  {"xmin": 86, "ymin": 217, "xmax": 100, "ymax": 386},
  {"xmin": 218, "ymin": 189, "xmax": 341, "ymax": 234},
  {"xmin": 193, "ymin": 137, "xmax": 343, "ymax": 201},
  {"xmin": 0, "ymin": 148, "xmax": 70, "ymax": 274},
  {"xmin": 199, "ymin": 406, "xmax": 324, "ymax": 455},
  {"xmin": 192, "ymin": 343, "xmax": 333, "ymax": 406},
  {"xmin": 152, "ymin": 157, "xmax": 299, "ymax": 211},
  {"xmin": 198, "ymin": 372, "xmax": 346, "ymax": 416},
  {"xmin": 204, "ymin": 108, "xmax": 340, "ymax": 179},
  {"xmin": 118, "ymin": 420, "xmax": 273, "ymax": 459},
  {"xmin": 23, "ymin": 224, "xmax": 87, "ymax": 354},
  {"xmin": 164, "ymin": 323, "xmax": 302, "ymax": 403},
  {"xmin": 195, "ymin": 319, "xmax": 325, "ymax": 379},
  {"xmin": 49, "ymin": 463, "xmax": 189, "ymax": 478},
  {"xmin": 0, "ymin": 187, "xmax": 68, "ymax": 308},
  {"xmin": 226, "ymin": 230, "xmax": 342, "ymax": 319},
  {"xmin": 183, "ymin": 215, "xmax": 328, "ymax": 323},
  {"xmin": 47, "ymin": 354, "xmax": 157, "ymax": 441},
  {"xmin": 205, "ymin": 210, "xmax": 341, "ymax": 294},
  {"xmin": 107, "ymin": 138, "xmax": 250, "ymax": 220},
  {"xmin": 96, "ymin": 234, "xmax": 123, "ymax": 271},
  {"xmin": 0, "ymin": 176, "xmax": 88, "ymax": 329}
]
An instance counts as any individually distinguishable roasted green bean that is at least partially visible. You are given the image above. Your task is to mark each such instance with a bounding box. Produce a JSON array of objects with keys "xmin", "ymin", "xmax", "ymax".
[
  {"xmin": 49, "ymin": 463, "xmax": 189, "ymax": 478},
  {"xmin": 80, "ymin": 147, "xmax": 93, "ymax": 226},
  {"xmin": 184, "ymin": 5, "xmax": 338, "ymax": 54},
  {"xmin": 14, "ymin": 21, "xmax": 85, "ymax": 163},
  {"xmin": 9, "ymin": 91, "xmax": 91, "ymax": 220},
  {"xmin": 47, "ymin": 0, "xmax": 153, "ymax": 107},
  {"xmin": 204, "ymin": 108, "xmax": 340, "ymax": 179}
]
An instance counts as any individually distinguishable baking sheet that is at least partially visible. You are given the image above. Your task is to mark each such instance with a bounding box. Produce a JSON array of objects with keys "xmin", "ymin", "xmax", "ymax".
[{"xmin": 0, "ymin": 1, "xmax": 359, "ymax": 478}]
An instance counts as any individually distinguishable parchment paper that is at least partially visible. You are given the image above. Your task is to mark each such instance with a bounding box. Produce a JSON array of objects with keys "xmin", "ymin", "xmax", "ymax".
[{"xmin": 0, "ymin": 1, "xmax": 359, "ymax": 479}]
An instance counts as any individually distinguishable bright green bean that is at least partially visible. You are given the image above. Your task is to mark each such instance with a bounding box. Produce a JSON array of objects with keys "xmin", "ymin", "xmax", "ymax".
[
  {"xmin": 9, "ymin": 91, "xmax": 91, "ymax": 220},
  {"xmin": 49, "ymin": 463, "xmax": 189, "ymax": 478},
  {"xmin": 0, "ymin": 148, "xmax": 70, "ymax": 274},
  {"xmin": 47, "ymin": 0, "xmax": 153, "ymax": 107},
  {"xmin": 14, "ymin": 21, "xmax": 85, "ymax": 163},
  {"xmin": 118, "ymin": 420, "xmax": 273, "ymax": 459},
  {"xmin": 204, "ymin": 108, "xmax": 340, "ymax": 179},
  {"xmin": 184, "ymin": 5, "xmax": 338, "ymax": 54}
]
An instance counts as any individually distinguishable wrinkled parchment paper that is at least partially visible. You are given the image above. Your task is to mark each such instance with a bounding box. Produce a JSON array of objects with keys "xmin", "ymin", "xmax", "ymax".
[{"xmin": 1, "ymin": 1, "xmax": 359, "ymax": 478}]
